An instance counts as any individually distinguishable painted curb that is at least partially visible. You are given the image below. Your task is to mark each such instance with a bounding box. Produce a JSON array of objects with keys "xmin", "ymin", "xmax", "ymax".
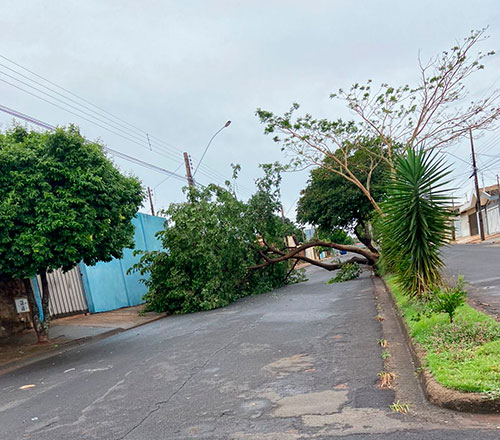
[{"xmin": 380, "ymin": 277, "xmax": 500, "ymax": 413}]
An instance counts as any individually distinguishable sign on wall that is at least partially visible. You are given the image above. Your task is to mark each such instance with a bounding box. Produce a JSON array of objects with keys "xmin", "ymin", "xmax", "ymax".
[{"xmin": 14, "ymin": 297, "xmax": 30, "ymax": 313}]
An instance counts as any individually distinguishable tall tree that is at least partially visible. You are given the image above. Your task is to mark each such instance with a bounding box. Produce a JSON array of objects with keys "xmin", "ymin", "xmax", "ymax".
[
  {"xmin": 297, "ymin": 139, "xmax": 390, "ymax": 253},
  {"xmin": 0, "ymin": 126, "xmax": 143, "ymax": 342},
  {"xmin": 257, "ymin": 29, "xmax": 500, "ymax": 215}
]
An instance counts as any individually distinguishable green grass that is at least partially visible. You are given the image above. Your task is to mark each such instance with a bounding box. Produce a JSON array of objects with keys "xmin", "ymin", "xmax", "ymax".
[{"xmin": 387, "ymin": 276, "xmax": 500, "ymax": 393}]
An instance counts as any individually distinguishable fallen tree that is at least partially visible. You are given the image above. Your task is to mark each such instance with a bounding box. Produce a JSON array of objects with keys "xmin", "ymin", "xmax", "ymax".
[
  {"xmin": 249, "ymin": 239, "xmax": 377, "ymax": 271},
  {"xmin": 133, "ymin": 165, "xmax": 377, "ymax": 315}
]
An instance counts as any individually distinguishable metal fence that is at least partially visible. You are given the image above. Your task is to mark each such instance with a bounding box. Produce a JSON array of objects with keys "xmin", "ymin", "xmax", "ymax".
[{"xmin": 34, "ymin": 267, "xmax": 88, "ymax": 318}]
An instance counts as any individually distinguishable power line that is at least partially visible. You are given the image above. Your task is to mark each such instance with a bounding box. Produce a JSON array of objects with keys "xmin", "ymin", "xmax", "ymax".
[
  {"xmin": 0, "ymin": 53, "xmax": 243, "ymax": 189},
  {"xmin": 0, "ymin": 103, "xmax": 188, "ymax": 183}
]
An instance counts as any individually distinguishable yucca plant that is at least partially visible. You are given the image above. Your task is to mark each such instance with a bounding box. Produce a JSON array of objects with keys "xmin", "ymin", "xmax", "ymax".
[{"xmin": 381, "ymin": 148, "xmax": 453, "ymax": 297}]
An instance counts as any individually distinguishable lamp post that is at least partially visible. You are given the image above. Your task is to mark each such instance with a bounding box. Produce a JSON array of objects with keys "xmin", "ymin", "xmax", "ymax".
[{"xmin": 193, "ymin": 120, "xmax": 231, "ymax": 177}]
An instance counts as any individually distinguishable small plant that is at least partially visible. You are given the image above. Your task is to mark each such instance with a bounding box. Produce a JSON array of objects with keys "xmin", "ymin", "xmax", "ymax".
[
  {"xmin": 375, "ymin": 314, "xmax": 384, "ymax": 322},
  {"xmin": 390, "ymin": 401, "xmax": 410, "ymax": 414},
  {"xmin": 326, "ymin": 262, "xmax": 361, "ymax": 284},
  {"xmin": 378, "ymin": 339, "xmax": 388, "ymax": 348},
  {"xmin": 377, "ymin": 371, "xmax": 396, "ymax": 388},
  {"xmin": 431, "ymin": 276, "xmax": 467, "ymax": 323},
  {"xmin": 381, "ymin": 350, "xmax": 391, "ymax": 360}
]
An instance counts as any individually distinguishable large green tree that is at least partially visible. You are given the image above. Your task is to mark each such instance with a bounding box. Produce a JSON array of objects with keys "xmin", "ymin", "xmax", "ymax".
[
  {"xmin": 297, "ymin": 139, "xmax": 390, "ymax": 253},
  {"xmin": 132, "ymin": 163, "xmax": 375, "ymax": 314},
  {"xmin": 0, "ymin": 126, "xmax": 143, "ymax": 342},
  {"xmin": 257, "ymin": 30, "xmax": 499, "ymax": 215},
  {"xmin": 133, "ymin": 164, "xmax": 303, "ymax": 314},
  {"xmin": 256, "ymin": 30, "xmax": 499, "ymax": 271}
]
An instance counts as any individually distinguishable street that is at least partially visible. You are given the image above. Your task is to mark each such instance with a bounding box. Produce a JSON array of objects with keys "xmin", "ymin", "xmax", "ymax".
[
  {"xmin": 443, "ymin": 243, "xmax": 500, "ymax": 316},
  {"xmin": 1, "ymin": 267, "xmax": 499, "ymax": 439}
]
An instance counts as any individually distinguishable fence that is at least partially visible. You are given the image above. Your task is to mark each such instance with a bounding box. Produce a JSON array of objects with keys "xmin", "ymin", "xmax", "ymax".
[
  {"xmin": 33, "ymin": 213, "xmax": 165, "ymax": 318},
  {"xmin": 79, "ymin": 213, "xmax": 165, "ymax": 313},
  {"xmin": 33, "ymin": 267, "xmax": 88, "ymax": 319}
]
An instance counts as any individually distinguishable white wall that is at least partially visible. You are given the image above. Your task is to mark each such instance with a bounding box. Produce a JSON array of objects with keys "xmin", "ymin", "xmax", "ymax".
[{"xmin": 485, "ymin": 202, "xmax": 500, "ymax": 235}]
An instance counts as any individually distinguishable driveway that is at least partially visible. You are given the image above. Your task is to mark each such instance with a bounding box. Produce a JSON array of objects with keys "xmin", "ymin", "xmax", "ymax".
[
  {"xmin": 0, "ymin": 266, "xmax": 498, "ymax": 439},
  {"xmin": 443, "ymin": 243, "xmax": 500, "ymax": 317}
]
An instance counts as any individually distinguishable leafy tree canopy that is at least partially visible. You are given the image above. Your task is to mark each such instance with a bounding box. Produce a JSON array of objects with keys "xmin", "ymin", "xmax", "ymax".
[
  {"xmin": 0, "ymin": 125, "xmax": 144, "ymax": 278},
  {"xmin": 133, "ymin": 164, "xmax": 305, "ymax": 314},
  {"xmin": 0, "ymin": 125, "xmax": 143, "ymax": 341},
  {"xmin": 257, "ymin": 29, "xmax": 500, "ymax": 215},
  {"xmin": 297, "ymin": 139, "xmax": 390, "ymax": 250}
]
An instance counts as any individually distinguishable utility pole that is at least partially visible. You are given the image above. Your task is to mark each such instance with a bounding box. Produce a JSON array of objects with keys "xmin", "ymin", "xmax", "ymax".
[
  {"xmin": 183, "ymin": 152, "xmax": 194, "ymax": 187},
  {"xmin": 280, "ymin": 204, "xmax": 286, "ymax": 224},
  {"xmin": 482, "ymin": 173, "xmax": 489, "ymax": 235},
  {"xmin": 470, "ymin": 129, "xmax": 485, "ymax": 240},
  {"xmin": 147, "ymin": 186, "xmax": 155, "ymax": 216},
  {"xmin": 497, "ymin": 174, "xmax": 500, "ymax": 224},
  {"xmin": 451, "ymin": 192, "xmax": 456, "ymax": 241}
]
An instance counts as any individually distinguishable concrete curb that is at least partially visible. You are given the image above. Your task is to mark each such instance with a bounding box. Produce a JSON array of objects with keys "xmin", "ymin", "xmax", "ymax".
[
  {"xmin": 0, "ymin": 314, "xmax": 166, "ymax": 376},
  {"xmin": 379, "ymin": 277, "xmax": 500, "ymax": 413}
]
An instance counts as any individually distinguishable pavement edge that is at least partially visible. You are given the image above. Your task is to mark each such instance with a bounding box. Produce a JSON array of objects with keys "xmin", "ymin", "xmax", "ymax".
[
  {"xmin": 0, "ymin": 314, "xmax": 166, "ymax": 376},
  {"xmin": 379, "ymin": 276, "xmax": 500, "ymax": 414}
]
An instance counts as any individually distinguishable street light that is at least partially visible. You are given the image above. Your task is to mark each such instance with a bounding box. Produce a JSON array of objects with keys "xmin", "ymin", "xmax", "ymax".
[{"xmin": 193, "ymin": 120, "xmax": 231, "ymax": 176}]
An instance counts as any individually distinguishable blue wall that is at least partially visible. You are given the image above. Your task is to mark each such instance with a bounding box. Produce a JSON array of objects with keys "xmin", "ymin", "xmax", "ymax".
[{"xmin": 80, "ymin": 213, "xmax": 165, "ymax": 313}]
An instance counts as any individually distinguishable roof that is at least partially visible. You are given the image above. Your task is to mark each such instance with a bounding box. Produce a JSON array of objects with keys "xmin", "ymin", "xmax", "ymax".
[{"xmin": 459, "ymin": 184, "xmax": 500, "ymax": 213}]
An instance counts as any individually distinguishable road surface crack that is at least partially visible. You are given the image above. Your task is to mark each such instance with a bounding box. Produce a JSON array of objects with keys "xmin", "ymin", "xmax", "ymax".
[{"xmin": 115, "ymin": 322, "xmax": 259, "ymax": 439}]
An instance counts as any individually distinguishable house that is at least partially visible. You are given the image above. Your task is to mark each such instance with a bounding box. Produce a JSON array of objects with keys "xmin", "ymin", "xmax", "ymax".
[{"xmin": 455, "ymin": 184, "xmax": 500, "ymax": 238}]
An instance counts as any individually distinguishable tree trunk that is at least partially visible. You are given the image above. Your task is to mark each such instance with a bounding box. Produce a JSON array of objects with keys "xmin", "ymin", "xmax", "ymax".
[
  {"xmin": 23, "ymin": 278, "xmax": 49, "ymax": 343},
  {"xmin": 355, "ymin": 221, "xmax": 379, "ymax": 255},
  {"xmin": 39, "ymin": 271, "xmax": 51, "ymax": 341},
  {"xmin": 249, "ymin": 240, "xmax": 378, "ymax": 271}
]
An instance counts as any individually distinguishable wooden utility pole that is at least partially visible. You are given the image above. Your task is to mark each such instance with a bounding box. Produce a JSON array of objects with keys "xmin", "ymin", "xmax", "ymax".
[
  {"xmin": 183, "ymin": 152, "xmax": 194, "ymax": 187},
  {"xmin": 470, "ymin": 129, "xmax": 485, "ymax": 240},
  {"xmin": 482, "ymin": 173, "xmax": 489, "ymax": 235},
  {"xmin": 497, "ymin": 174, "xmax": 500, "ymax": 223},
  {"xmin": 451, "ymin": 192, "xmax": 456, "ymax": 241},
  {"xmin": 147, "ymin": 186, "xmax": 155, "ymax": 216}
]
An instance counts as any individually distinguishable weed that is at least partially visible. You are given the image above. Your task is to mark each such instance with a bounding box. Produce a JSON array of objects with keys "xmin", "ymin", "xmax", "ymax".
[
  {"xmin": 431, "ymin": 276, "xmax": 467, "ymax": 323},
  {"xmin": 377, "ymin": 371, "xmax": 396, "ymax": 388},
  {"xmin": 381, "ymin": 350, "xmax": 391, "ymax": 360},
  {"xmin": 390, "ymin": 401, "xmax": 410, "ymax": 414},
  {"xmin": 378, "ymin": 339, "xmax": 388, "ymax": 348},
  {"xmin": 375, "ymin": 314, "xmax": 384, "ymax": 322}
]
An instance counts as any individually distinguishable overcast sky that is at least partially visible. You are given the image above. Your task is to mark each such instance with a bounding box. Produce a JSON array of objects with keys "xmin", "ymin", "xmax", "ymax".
[{"xmin": 1, "ymin": 1, "xmax": 499, "ymax": 218}]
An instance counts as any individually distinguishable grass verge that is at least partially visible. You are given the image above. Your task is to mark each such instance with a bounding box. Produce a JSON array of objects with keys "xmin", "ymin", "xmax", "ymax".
[{"xmin": 386, "ymin": 276, "xmax": 500, "ymax": 393}]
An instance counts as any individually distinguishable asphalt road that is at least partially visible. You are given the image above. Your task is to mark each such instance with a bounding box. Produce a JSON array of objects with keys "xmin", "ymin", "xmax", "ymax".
[
  {"xmin": 443, "ymin": 243, "xmax": 500, "ymax": 316},
  {"xmin": 1, "ymin": 267, "xmax": 499, "ymax": 439}
]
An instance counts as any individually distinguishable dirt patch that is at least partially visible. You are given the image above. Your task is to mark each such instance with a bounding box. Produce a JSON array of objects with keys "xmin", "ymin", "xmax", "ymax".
[
  {"xmin": 272, "ymin": 390, "xmax": 348, "ymax": 418},
  {"xmin": 262, "ymin": 354, "xmax": 314, "ymax": 378}
]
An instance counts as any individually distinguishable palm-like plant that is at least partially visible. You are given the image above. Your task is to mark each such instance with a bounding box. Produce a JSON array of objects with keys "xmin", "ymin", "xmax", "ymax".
[{"xmin": 381, "ymin": 148, "xmax": 453, "ymax": 297}]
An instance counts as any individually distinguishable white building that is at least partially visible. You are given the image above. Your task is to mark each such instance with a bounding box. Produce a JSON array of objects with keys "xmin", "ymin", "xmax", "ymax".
[{"xmin": 455, "ymin": 184, "xmax": 500, "ymax": 238}]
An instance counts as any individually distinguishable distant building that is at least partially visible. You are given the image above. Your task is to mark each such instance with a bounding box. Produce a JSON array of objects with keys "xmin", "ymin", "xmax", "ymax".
[{"xmin": 455, "ymin": 184, "xmax": 500, "ymax": 238}]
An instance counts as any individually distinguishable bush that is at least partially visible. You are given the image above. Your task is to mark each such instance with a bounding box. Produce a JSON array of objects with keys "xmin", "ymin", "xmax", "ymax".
[
  {"xmin": 327, "ymin": 262, "xmax": 361, "ymax": 283},
  {"xmin": 132, "ymin": 165, "xmax": 306, "ymax": 314},
  {"xmin": 380, "ymin": 148, "xmax": 453, "ymax": 297},
  {"xmin": 431, "ymin": 277, "xmax": 467, "ymax": 323}
]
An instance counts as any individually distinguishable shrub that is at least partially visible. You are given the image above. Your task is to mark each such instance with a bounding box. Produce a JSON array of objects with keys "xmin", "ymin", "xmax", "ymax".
[
  {"xmin": 380, "ymin": 148, "xmax": 453, "ymax": 297},
  {"xmin": 431, "ymin": 277, "xmax": 467, "ymax": 323},
  {"xmin": 327, "ymin": 262, "xmax": 361, "ymax": 283},
  {"xmin": 132, "ymin": 165, "xmax": 306, "ymax": 314}
]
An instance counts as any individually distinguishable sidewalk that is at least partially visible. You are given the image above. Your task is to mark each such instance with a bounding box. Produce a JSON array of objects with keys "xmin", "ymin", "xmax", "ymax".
[
  {"xmin": 453, "ymin": 232, "xmax": 500, "ymax": 245},
  {"xmin": 0, "ymin": 305, "xmax": 166, "ymax": 373}
]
